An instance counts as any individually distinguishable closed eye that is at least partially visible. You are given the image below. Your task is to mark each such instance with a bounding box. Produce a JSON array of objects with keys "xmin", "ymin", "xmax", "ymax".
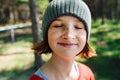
[
  {"xmin": 53, "ymin": 24, "xmax": 63, "ymax": 28},
  {"xmin": 74, "ymin": 26, "xmax": 83, "ymax": 29}
]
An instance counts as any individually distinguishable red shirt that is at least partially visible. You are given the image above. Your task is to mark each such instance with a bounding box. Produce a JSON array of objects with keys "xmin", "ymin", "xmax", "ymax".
[{"xmin": 29, "ymin": 63, "xmax": 95, "ymax": 80}]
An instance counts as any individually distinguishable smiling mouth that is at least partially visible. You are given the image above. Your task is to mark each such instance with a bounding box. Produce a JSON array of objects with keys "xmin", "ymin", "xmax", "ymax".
[{"xmin": 57, "ymin": 42, "xmax": 77, "ymax": 47}]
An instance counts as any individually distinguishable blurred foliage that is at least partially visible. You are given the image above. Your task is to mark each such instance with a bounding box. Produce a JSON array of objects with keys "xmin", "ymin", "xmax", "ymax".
[
  {"xmin": 15, "ymin": 0, "xmax": 28, "ymax": 5},
  {"xmin": 0, "ymin": 19, "xmax": 120, "ymax": 80},
  {"xmin": 36, "ymin": 0, "xmax": 49, "ymax": 13},
  {"xmin": 0, "ymin": 0, "xmax": 120, "ymax": 79},
  {"xmin": 0, "ymin": 0, "xmax": 120, "ymax": 24},
  {"xmin": 82, "ymin": 19, "xmax": 120, "ymax": 80}
]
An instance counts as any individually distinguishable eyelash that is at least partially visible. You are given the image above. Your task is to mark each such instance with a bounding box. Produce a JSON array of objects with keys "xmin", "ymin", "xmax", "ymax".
[
  {"xmin": 53, "ymin": 24, "xmax": 83, "ymax": 30},
  {"xmin": 54, "ymin": 24, "xmax": 63, "ymax": 28},
  {"xmin": 75, "ymin": 26, "xmax": 82, "ymax": 29}
]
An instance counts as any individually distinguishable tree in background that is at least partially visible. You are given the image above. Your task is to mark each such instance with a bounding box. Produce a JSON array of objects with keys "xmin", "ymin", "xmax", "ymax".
[
  {"xmin": 0, "ymin": 0, "xmax": 16, "ymax": 24},
  {"xmin": 36, "ymin": 0, "xmax": 49, "ymax": 13},
  {"xmin": 0, "ymin": 0, "xmax": 30, "ymax": 24},
  {"xmin": 0, "ymin": 0, "xmax": 119, "ymax": 24},
  {"xmin": 49, "ymin": 0, "xmax": 52, "ymax": 2},
  {"xmin": 0, "ymin": 0, "xmax": 120, "ymax": 70},
  {"xmin": 84, "ymin": 0, "xmax": 120, "ymax": 24},
  {"xmin": 29, "ymin": 0, "xmax": 43, "ymax": 69}
]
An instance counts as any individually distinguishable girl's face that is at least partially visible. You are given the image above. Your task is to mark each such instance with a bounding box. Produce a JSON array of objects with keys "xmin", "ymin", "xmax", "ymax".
[{"xmin": 48, "ymin": 16, "xmax": 86, "ymax": 59}]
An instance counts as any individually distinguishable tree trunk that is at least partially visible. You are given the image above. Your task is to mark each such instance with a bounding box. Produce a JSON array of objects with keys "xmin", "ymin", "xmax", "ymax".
[
  {"xmin": 29, "ymin": 0, "xmax": 43, "ymax": 70},
  {"xmin": 114, "ymin": 0, "xmax": 118, "ymax": 19},
  {"xmin": 49, "ymin": 0, "xmax": 52, "ymax": 2},
  {"xmin": 101, "ymin": 0, "xmax": 104, "ymax": 24}
]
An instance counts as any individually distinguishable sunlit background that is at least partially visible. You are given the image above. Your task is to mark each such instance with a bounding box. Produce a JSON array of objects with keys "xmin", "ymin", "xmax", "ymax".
[{"xmin": 0, "ymin": 0, "xmax": 120, "ymax": 80}]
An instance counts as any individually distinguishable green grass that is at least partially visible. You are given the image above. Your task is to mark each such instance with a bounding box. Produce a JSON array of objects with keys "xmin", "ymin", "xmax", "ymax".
[
  {"xmin": 0, "ymin": 27, "xmax": 35, "ymax": 80},
  {"xmin": 86, "ymin": 19, "xmax": 120, "ymax": 80},
  {"xmin": 0, "ymin": 19, "xmax": 120, "ymax": 80}
]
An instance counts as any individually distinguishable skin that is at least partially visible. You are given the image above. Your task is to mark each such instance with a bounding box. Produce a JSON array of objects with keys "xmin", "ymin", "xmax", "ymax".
[{"xmin": 41, "ymin": 16, "xmax": 87, "ymax": 80}]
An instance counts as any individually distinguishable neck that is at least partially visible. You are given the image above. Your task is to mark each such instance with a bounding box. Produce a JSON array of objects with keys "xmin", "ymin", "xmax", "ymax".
[
  {"xmin": 41, "ymin": 53, "xmax": 79, "ymax": 80},
  {"xmin": 49, "ymin": 53, "xmax": 75, "ymax": 72}
]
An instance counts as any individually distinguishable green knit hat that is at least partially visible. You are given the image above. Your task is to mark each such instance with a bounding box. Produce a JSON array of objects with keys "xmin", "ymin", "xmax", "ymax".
[{"xmin": 42, "ymin": 0, "xmax": 91, "ymax": 40}]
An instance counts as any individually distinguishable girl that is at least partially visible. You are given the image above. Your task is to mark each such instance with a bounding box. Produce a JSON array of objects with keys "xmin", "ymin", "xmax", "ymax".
[{"xmin": 30, "ymin": 0, "xmax": 97, "ymax": 80}]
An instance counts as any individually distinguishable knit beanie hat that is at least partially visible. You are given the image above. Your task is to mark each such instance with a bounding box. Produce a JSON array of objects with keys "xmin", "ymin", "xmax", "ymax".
[{"xmin": 42, "ymin": 0, "xmax": 91, "ymax": 40}]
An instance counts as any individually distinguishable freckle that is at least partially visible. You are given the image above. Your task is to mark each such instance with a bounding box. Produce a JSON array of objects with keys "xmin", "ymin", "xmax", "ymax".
[{"xmin": 54, "ymin": 31, "xmax": 58, "ymax": 32}]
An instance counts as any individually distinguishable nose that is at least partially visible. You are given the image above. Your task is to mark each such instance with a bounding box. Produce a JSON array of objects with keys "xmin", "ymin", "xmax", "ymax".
[{"xmin": 61, "ymin": 27, "xmax": 75, "ymax": 40}]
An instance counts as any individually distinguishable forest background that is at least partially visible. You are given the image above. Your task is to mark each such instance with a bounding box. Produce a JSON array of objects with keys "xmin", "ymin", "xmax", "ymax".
[{"xmin": 0, "ymin": 0, "xmax": 120, "ymax": 80}]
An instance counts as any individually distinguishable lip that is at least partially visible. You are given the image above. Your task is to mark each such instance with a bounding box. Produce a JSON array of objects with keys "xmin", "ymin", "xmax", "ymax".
[{"xmin": 57, "ymin": 42, "xmax": 77, "ymax": 48}]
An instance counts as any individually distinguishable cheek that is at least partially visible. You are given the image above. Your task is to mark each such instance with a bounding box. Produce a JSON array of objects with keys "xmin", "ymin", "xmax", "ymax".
[
  {"xmin": 48, "ymin": 31, "xmax": 54, "ymax": 50},
  {"xmin": 77, "ymin": 31, "xmax": 87, "ymax": 44},
  {"xmin": 48, "ymin": 30, "xmax": 58, "ymax": 39},
  {"xmin": 48, "ymin": 30, "xmax": 60, "ymax": 44},
  {"xmin": 48, "ymin": 30, "xmax": 61, "ymax": 51},
  {"xmin": 48, "ymin": 28, "xmax": 62, "ymax": 38},
  {"xmin": 77, "ymin": 30, "xmax": 87, "ymax": 38}
]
